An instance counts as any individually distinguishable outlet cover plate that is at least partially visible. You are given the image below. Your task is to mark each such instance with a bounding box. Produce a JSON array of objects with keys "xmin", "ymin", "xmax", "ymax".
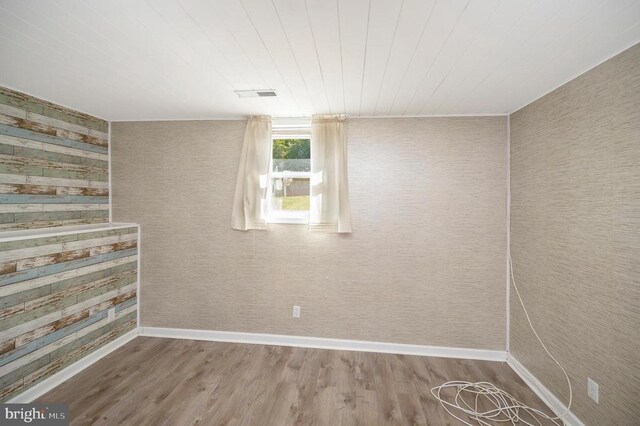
[
  {"xmin": 292, "ymin": 305, "xmax": 301, "ymax": 318},
  {"xmin": 587, "ymin": 377, "xmax": 599, "ymax": 403}
]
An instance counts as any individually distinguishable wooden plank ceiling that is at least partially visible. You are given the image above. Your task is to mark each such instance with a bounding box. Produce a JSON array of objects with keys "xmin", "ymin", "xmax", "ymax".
[{"xmin": 0, "ymin": 0, "xmax": 639, "ymax": 120}]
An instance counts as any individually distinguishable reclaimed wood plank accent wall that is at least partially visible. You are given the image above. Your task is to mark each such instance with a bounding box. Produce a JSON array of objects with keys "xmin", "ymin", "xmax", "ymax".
[
  {"xmin": 0, "ymin": 226, "xmax": 138, "ymax": 401},
  {"xmin": 0, "ymin": 86, "xmax": 109, "ymax": 231}
]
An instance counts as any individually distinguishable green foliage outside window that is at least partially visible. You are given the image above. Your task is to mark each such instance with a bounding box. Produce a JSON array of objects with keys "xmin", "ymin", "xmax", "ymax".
[{"xmin": 272, "ymin": 139, "xmax": 310, "ymax": 159}]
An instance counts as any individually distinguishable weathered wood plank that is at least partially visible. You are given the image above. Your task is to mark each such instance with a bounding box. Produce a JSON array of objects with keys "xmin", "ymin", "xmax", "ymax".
[
  {"xmin": 0, "ymin": 144, "xmax": 13, "ymax": 156},
  {"xmin": 0, "ymin": 204, "xmax": 107, "ymax": 214},
  {"xmin": 80, "ymin": 211, "xmax": 108, "ymax": 220},
  {"xmin": 0, "ymin": 87, "xmax": 107, "ymax": 133},
  {"xmin": 42, "ymin": 169, "xmax": 105, "ymax": 182},
  {"xmin": 16, "ymin": 249, "xmax": 90, "ymax": 271},
  {"xmin": 0, "ymin": 354, "xmax": 49, "ymax": 390},
  {"xmin": 0, "ymin": 163, "xmax": 43, "ymax": 177},
  {"xmin": 0, "ymin": 286, "xmax": 50, "ymax": 311},
  {"xmin": 0, "ymin": 338, "xmax": 16, "ymax": 356},
  {"xmin": 0, "ymin": 103, "xmax": 27, "ymax": 120},
  {"xmin": 13, "ymin": 145, "xmax": 83, "ymax": 166},
  {"xmin": 25, "ymin": 111, "xmax": 108, "ymax": 141},
  {"xmin": 24, "ymin": 175, "xmax": 108, "ymax": 189},
  {"xmin": 0, "ymin": 204, "xmax": 43, "ymax": 214},
  {"xmin": 2, "ymin": 285, "xmax": 131, "ymax": 341},
  {"xmin": 0, "ymin": 252, "xmax": 138, "ymax": 293},
  {"xmin": 0, "ymin": 223, "xmax": 139, "ymax": 402},
  {"xmin": 1, "ymin": 262, "xmax": 135, "ymax": 312},
  {"xmin": 0, "ymin": 311, "xmax": 105, "ymax": 367},
  {"xmin": 89, "ymin": 241, "xmax": 137, "ymax": 256},
  {"xmin": 0, "ymin": 261, "xmax": 17, "ymax": 276},
  {"xmin": 0, "ymin": 134, "xmax": 108, "ymax": 161},
  {"xmin": 0, "ymin": 103, "xmax": 108, "ymax": 141},
  {"xmin": 0, "ymin": 124, "xmax": 108, "ymax": 155},
  {"xmin": 0, "ymin": 235, "xmax": 77, "ymax": 252},
  {"xmin": 0, "ymin": 243, "xmax": 65, "ymax": 263},
  {"xmin": 0, "ymin": 213, "xmax": 14, "ymax": 224},
  {"xmin": 77, "ymin": 228, "xmax": 137, "ymax": 241},
  {"xmin": 13, "ymin": 310, "xmax": 92, "ymax": 348},
  {"xmin": 0, "ymin": 154, "xmax": 107, "ymax": 176},
  {"xmin": 49, "ymin": 262, "xmax": 136, "ymax": 295},
  {"xmin": 15, "ymin": 240, "xmax": 136, "ymax": 272},
  {"xmin": 0, "ymin": 194, "xmax": 108, "ymax": 204},
  {"xmin": 18, "ymin": 318, "xmax": 135, "ymax": 399},
  {"xmin": 0, "ymin": 184, "xmax": 107, "ymax": 197},
  {"xmin": 0, "ymin": 184, "xmax": 57, "ymax": 195},
  {"xmin": 0, "ymin": 293, "xmax": 77, "ymax": 329},
  {"xmin": 0, "ymin": 314, "xmax": 111, "ymax": 378},
  {"xmin": 63, "ymin": 236, "xmax": 120, "ymax": 251},
  {"xmin": 0, "ymin": 113, "xmax": 55, "ymax": 137},
  {"xmin": 0, "ymin": 174, "xmax": 27, "ymax": 185}
]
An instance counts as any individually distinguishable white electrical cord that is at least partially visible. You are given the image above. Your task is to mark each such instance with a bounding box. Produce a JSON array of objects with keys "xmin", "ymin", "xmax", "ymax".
[{"xmin": 430, "ymin": 252, "xmax": 573, "ymax": 425}]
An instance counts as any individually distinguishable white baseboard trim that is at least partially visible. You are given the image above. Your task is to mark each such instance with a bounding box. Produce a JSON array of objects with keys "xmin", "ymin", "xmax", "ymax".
[
  {"xmin": 139, "ymin": 326, "xmax": 507, "ymax": 362},
  {"xmin": 508, "ymin": 354, "xmax": 585, "ymax": 426},
  {"xmin": 8, "ymin": 328, "xmax": 139, "ymax": 403}
]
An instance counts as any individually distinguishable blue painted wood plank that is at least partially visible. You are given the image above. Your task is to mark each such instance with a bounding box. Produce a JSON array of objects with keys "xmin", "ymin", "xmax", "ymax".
[
  {"xmin": 0, "ymin": 195, "xmax": 109, "ymax": 204},
  {"xmin": 114, "ymin": 298, "xmax": 137, "ymax": 313},
  {"xmin": 0, "ymin": 124, "xmax": 108, "ymax": 155},
  {"xmin": 0, "ymin": 249, "xmax": 138, "ymax": 288},
  {"xmin": 0, "ymin": 268, "xmax": 39, "ymax": 287},
  {"xmin": 38, "ymin": 248, "xmax": 138, "ymax": 277},
  {"xmin": 0, "ymin": 311, "xmax": 108, "ymax": 367}
]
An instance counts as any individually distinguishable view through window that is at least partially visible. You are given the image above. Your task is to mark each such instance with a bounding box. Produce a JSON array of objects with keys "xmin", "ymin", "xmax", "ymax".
[{"xmin": 270, "ymin": 138, "xmax": 310, "ymax": 218}]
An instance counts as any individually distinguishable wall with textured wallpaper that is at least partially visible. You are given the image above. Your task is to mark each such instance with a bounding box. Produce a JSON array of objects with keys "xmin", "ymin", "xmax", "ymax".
[
  {"xmin": 0, "ymin": 87, "xmax": 109, "ymax": 231},
  {"xmin": 510, "ymin": 43, "xmax": 640, "ymax": 424},
  {"xmin": 111, "ymin": 116, "xmax": 508, "ymax": 350},
  {"xmin": 0, "ymin": 226, "xmax": 138, "ymax": 401}
]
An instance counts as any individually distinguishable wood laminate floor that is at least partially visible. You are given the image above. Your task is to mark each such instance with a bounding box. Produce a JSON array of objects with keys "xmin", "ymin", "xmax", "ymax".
[{"xmin": 38, "ymin": 337, "xmax": 556, "ymax": 425}]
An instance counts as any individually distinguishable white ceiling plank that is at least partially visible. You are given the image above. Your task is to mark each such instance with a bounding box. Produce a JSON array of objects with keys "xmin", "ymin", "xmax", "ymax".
[
  {"xmin": 271, "ymin": 0, "xmax": 331, "ymax": 114},
  {"xmin": 178, "ymin": 0, "xmax": 300, "ymax": 117},
  {"xmin": 0, "ymin": 1, "xmax": 171, "ymax": 113},
  {"xmin": 337, "ymin": 0, "xmax": 370, "ymax": 115},
  {"xmin": 64, "ymin": 0, "xmax": 234, "ymax": 117},
  {"xmin": 0, "ymin": 0, "xmax": 142, "ymax": 91},
  {"xmin": 429, "ymin": 0, "xmax": 535, "ymax": 114},
  {"xmin": 70, "ymin": 1, "xmax": 213, "ymax": 112},
  {"xmin": 234, "ymin": 0, "xmax": 314, "ymax": 115},
  {"xmin": 463, "ymin": 0, "xmax": 631, "ymax": 114},
  {"xmin": 516, "ymin": 0, "xmax": 636, "ymax": 74},
  {"xmin": 372, "ymin": 0, "xmax": 436, "ymax": 116},
  {"xmin": 305, "ymin": 0, "xmax": 346, "ymax": 115},
  {"xmin": 357, "ymin": 0, "xmax": 404, "ymax": 115},
  {"xmin": 410, "ymin": 0, "xmax": 502, "ymax": 115},
  {"xmin": 387, "ymin": 0, "xmax": 470, "ymax": 116},
  {"xmin": 0, "ymin": 0, "xmax": 638, "ymax": 119},
  {"xmin": 501, "ymin": 0, "xmax": 640, "ymax": 113},
  {"xmin": 0, "ymin": 32, "xmax": 114, "ymax": 118},
  {"xmin": 439, "ymin": 0, "xmax": 572, "ymax": 115},
  {"xmin": 135, "ymin": 0, "xmax": 254, "ymax": 89}
]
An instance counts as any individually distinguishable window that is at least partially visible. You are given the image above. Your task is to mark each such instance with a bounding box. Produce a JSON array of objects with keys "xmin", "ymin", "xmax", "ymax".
[{"xmin": 267, "ymin": 119, "xmax": 311, "ymax": 224}]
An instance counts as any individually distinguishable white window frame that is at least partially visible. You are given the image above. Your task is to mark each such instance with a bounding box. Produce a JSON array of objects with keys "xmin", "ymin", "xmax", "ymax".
[{"xmin": 267, "ymin": 118, "xmax": 312, "ymax": 225}]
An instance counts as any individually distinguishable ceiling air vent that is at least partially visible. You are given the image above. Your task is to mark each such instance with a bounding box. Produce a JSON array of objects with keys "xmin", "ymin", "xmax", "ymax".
[{"xmin": 234, "ymin": 89, "xmax": 277, "ymax": 98}]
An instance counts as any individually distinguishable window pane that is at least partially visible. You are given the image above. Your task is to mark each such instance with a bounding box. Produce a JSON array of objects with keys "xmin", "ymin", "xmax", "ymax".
[
  {"xmin": 270, "ymin": 177, "xmax": 310, "ymax": 211},
  {"xmin": 272, "ymin": 139, "xmax": 310, "ymax": 172}
]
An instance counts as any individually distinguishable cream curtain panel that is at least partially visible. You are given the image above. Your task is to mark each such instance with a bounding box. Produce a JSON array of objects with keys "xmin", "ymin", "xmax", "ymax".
[
  {"xmin": 309, "ymin": 115, "xmax": 352, "ymax": 233},
  {"xmin": 231, "ymin": 116, "xmax": 272, "ymax": 231}
]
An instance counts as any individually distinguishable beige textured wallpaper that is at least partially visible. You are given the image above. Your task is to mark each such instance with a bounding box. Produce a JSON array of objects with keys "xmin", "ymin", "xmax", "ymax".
[
  {"xmin": 510, "ymin": 43, "xmax": 640, "ymax": 424},
  {"xmin": 111, "ymin": 116, "xmax": 507, "ymax": 350}
]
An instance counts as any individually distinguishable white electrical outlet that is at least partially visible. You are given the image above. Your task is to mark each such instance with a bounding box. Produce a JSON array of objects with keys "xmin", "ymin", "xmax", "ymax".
[
  {"xmin": 587, "ymin": 377, "xmax": 599, "ymax": 403},
  {"xmin": 292, "ymin": 305, "xmax": 301, "ymax": 318},
  {"xmin": 108, "ymin": 308, "xmax": 116, "ymax": 322}
]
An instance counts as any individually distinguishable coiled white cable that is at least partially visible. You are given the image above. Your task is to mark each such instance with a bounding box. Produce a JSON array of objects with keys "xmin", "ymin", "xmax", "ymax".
[{"xmin": 430, "ymin": 252, "xmax": 573, "ymax": 425}]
